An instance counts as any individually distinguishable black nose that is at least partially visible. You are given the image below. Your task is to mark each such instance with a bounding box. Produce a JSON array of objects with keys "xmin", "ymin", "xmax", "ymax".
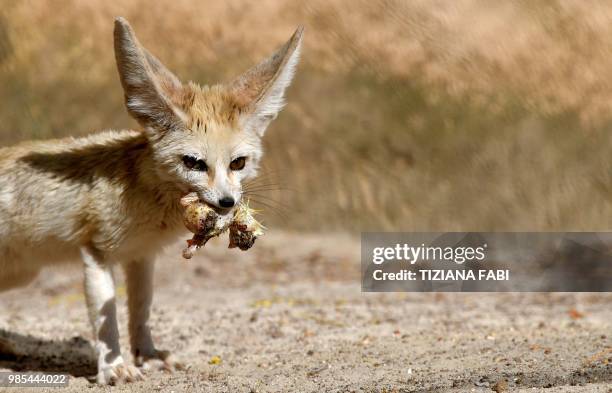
[{"xmin": 218, "ymin": 197, "xmax": 235, "ymax": 208}]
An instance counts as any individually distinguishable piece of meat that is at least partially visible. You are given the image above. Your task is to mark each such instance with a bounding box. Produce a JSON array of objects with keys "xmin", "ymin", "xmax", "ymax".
[{"xmin": 180, "ymin": 193, "xmax": 231, "ymax": 259}]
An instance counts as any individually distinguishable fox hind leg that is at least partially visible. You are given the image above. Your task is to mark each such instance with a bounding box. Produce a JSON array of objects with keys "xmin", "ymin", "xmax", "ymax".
[
  {"xmin": 0, "ymin": 267, "xmax": 40, "ymax": 291},
  {"xmin": 0, "ymin": 249, "xmax": 40, "ymax": 292}
]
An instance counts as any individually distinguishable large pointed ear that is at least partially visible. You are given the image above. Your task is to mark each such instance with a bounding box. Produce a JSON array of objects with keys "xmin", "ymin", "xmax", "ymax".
[
  {"xmin": 113, "ymin": 17, "xmax": 186, "ymax": 133},
  {"xmin": 229, "ymin": 26, "xmax": 304, "ymax": 136}
]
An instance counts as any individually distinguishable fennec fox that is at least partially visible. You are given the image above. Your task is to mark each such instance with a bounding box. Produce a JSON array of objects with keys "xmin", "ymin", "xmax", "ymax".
[{"xmin": 0, "ymin": 17, "xmax": 302, "ymax": 384}]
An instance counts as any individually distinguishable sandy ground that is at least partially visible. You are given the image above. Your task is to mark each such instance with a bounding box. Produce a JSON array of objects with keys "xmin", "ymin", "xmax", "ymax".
[{"xmin": 0, "ymin": 232, "xmax": 610, "ymax": 392}]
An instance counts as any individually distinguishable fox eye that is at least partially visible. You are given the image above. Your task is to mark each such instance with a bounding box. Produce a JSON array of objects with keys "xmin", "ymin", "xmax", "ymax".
[
  {"xmin": 182, "ymin": 155, "xmax": 207, "ymax": 171},
  {"xmin": 230, "ymin": 156, "xmax": 247, "ymax": 171}
]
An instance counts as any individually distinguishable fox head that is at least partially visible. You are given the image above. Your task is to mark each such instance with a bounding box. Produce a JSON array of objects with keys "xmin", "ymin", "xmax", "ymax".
[{"xmin": 113, "ymin": 17, "xmax": 302, "ymax": 211}]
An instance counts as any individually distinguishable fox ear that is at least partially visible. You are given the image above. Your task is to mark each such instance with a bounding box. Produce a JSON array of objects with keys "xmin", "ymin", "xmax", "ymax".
[
  {"xmin": 229, "ymin": 26, "xmax": 304, "ymax": 136},
  {"xmin": 113, "ymin": 17, "xmax": 186, "ymax": 133}
]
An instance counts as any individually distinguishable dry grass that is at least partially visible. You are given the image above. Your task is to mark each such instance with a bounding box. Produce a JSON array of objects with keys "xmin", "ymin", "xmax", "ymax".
[{"xmin": 1, "ymin": 0, "xmax": 612, "ymax": 231}]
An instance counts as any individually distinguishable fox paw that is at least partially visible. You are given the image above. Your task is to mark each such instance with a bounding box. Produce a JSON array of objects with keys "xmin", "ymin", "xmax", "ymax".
[
  {"xmin": 136, "ymin": 349, "xmax": 185, "ymax": 373},
  {"xmin": 97, "ymin": 362, "xmax": 143, "ymax": 385}
]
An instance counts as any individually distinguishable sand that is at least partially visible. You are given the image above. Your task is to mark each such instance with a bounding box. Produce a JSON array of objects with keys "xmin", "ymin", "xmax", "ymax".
[{"xmin": 0, "ymin": 232, "xmax": 610, "ymax": 392}]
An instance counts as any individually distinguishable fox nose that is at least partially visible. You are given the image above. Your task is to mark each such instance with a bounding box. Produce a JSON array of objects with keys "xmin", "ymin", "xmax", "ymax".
[{"xmin": 218, "ymin": 196, "xmax": 235, "ymax": 208}]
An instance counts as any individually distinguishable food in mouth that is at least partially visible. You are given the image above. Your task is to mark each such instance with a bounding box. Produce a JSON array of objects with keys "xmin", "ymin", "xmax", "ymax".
[{"xmin": 180, "ymin": 193, "xmax": 265, "ymax": 259}]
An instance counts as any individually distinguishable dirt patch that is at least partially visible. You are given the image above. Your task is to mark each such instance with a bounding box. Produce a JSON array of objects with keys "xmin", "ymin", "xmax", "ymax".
[{"xmin": 0, "ymin": 232, "xmax": 610, "ymax": 392}]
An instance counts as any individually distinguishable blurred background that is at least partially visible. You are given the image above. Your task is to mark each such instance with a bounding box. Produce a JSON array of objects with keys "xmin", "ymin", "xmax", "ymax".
[{"xmin": 1, "ymin": 0, "xmax": 612, "ymax": 232}]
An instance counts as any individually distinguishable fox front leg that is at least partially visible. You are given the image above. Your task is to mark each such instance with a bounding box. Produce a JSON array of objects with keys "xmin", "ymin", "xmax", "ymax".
[
  {"xmin": 82, "ymin": 247, "xmax": 143, "ymax": 384},
  {"xmin": 124, "ymin": 258, "xmax": 183, "ymax": 372}
]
